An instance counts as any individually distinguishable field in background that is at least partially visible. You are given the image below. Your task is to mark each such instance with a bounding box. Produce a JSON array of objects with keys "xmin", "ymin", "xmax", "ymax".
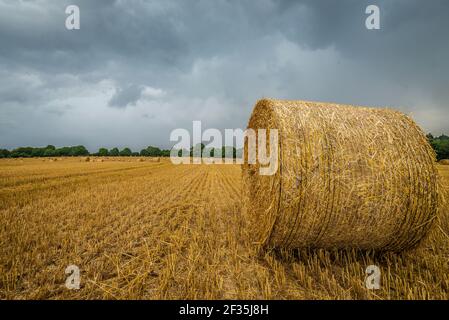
[{"xmin": 0, "ymin": 158, "xmax": 448, "ymax": 299}]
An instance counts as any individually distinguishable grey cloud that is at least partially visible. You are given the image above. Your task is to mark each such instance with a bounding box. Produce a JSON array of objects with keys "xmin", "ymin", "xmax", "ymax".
[
  {"xmin": 0, "ymin": 0, "xmax": 190, "ymax": 74},
  {"xmin": 108, "ymin": 84, "xmax": 144, "ymax": 108}
]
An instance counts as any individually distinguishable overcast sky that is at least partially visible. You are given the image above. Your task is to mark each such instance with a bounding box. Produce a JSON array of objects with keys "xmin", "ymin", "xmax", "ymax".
[{"xmin": 1, "ymin": 0, "xmax": 448, "ymax": 151}]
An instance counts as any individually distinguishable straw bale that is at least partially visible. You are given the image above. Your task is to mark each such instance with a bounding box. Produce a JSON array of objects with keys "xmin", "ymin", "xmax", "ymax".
[{"xmin": 242, "ymin": 99, "xmax": 439, "ymax": 251}]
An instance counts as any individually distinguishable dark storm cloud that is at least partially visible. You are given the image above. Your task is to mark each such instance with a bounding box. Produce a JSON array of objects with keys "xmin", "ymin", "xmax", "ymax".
[
  {"xmin": 109, "ymin": 84, "xmax": 144, "ymax": 108},
  {"xmin": 0, "ymin": 0, "xmax": 448, "ymax": 151}
]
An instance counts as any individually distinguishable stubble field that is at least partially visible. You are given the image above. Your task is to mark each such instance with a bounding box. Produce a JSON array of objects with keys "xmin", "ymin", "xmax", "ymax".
[{"xmin": 1, "ymin": 158, "xmax": 448, "ymax": 299}]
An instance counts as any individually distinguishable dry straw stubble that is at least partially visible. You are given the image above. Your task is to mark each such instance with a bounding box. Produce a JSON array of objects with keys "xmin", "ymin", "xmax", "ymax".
[{"xmin": 242, "ymin": 99, "xmax": 439, "ymax": 252}]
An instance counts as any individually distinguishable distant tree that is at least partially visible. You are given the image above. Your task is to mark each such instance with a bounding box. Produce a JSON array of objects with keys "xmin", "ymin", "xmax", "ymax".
[
  {"xmin": 43, "ymin": 149, "xmax": 57, "ymax": 157},
  {"xmin": 221, "ymin": 146, "xmax": 226, "ymax": 158},
  {"xmin": 220, "ymin": 146, "xmax": 237, "ymax": 159},
  {"xmin": 119, "ymin": 147, "xmax": 132, "ymax": 156},
  {"xmin": 431, "ymin": 135, "xmax": 449, "ymax": 160},
  {"xmin": 146, "ymin": 146, "xmax": 162, "ymax": 157},
  {"xmin": 221, "ymin": 146, "xmax": 228, "ymax": 158},
  {"xmin": 98, "ymin": 148, "xmax": 109, "ymax": 157},
  {"xmin": 69, "ymin": 145, "xmax": 89, "ymax": 156},
  {"xmin": 9, "ymin": 151, "xmax": 19, "ymax": 158},
  {"xmin": 46, "ymin": 145, "xmax": 56, "ymax": 151},
  {"xmin": 174, "ymin": 148, "xmax": 190, "ymax": 157},
  {"xmin": 132, "ymin": 152, "xmax": 139, "ymax": 157},
  {"xmin": 31, "ymin": 147, "xmax": 45, "ymax": 157},
  {"xmin": 109, "ymin": 148, "xmax": 120, "ymax": 157},
  {"xmin": 15, "ymin": 147, "xmax": 34, "ymax": 157},
  {"xmin": 213, "ymin": 147, "xmax": 222, "ymax": 158},
  {"xmin": 56, "ymin": 147, "xmax": 72, "ymax": 157},
  {"xmin": 140, "ymin": 149, "xmax": 150, "ymax": 157},
  {"xmin": 190, "ymin": 143, "xmax": 205, "ymax": 157},
  {"xmin": 160, "ymin": 149, "xmax": 171, "ymax": 157},
  {"xmin": 236, "ymin": 148, "xmax": 243, "ymax": 159},
  {"xmin": 10, "ymin": 152, "xmax": 26, "ymax": 158},
  {"xmin": 175, "ymin": 149, "xmax": 187, "ymax": 157},
  {"xmin": 0, "ymin": 149, "xmax": 10, "ymax": 158},
  {"xmin": 9, "ymin": 147, "xmax": 32, "ymax": 157}
]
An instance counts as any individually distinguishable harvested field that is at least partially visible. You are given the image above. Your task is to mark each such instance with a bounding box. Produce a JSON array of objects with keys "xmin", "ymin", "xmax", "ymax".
[{"xmin": 0, "ymin": 158, "xmax": 448, "ymax": 299}]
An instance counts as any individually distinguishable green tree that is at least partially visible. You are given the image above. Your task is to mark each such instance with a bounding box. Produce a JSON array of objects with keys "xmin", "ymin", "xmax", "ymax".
[
  {"xmin": 431, "ymin": 135, "xmax": 449, "ymax": 160},
  {"xmin": 69, "ymin": 145, "xmax": 89, "ymax": 156},
  {"xmin": 98, "ymin": 148, "xmax": 109, "ymax": 156},
  {"xmin": 146, "ymin": 146, "xmax": 162, "ymax": 157},
  {"xmin": 12, "ymin": 147, "xmax": 33, "ymax": 157},
  {"xmin": 140, "ymin": 149, "xmax": 150, "ymax": 157},
  {"xmin": 177, "ymin": 148, "xmax": 189, "ymax": 157},
  {"xmin": 0, "ymin": 149, "xmax": 10, "ymax": 158},
  {"xmin": 31, "ymin": 147, "xmax": 45, "ymax": 157},
  {"xmin": 56, "ymin": 147, "xmax": 72, "ymax": 157},
  {"xmin": 220, "ymin": 146, "xmax": 237, "ymax": 159},
  {"xmin": 190, "ymin": 143, "xmax": 205, "ymax": 157},
  {"xmin": 109, "ymin": 148, "xmax": 120, "ymax": 157},
  {"xmin": 43, "ymin": 149, "xmax": 57, "ymax": 157},
  {"xmin": 119, "ymin": 147, "xmax": 132, "ymax": 156},
  {"xmin": 160, "ymin": 149, "xmax": 171, "ymax": 157},
  {"xmin": 236, "ymin": 148, "xmax": 243, "ymax": 159}
]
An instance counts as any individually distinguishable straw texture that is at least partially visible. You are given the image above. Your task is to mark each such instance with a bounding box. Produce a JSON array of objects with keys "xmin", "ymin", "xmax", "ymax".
[{"xmin": 242, "ymin": 99, "xmax": 439, "ymax": 251}]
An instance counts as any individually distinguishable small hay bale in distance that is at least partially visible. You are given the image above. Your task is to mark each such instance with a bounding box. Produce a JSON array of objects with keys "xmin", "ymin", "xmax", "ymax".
[
  {"xmin": 242, "ymin": 99, "xmax": 439, "ymax": 252},
  {"xmin": 439, "ymin": 159, "xmax": 449, "ymax": 165}
]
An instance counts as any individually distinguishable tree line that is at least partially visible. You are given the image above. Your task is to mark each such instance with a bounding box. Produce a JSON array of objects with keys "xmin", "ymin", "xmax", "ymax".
[
  {"xmin": 0, "ymin": 145, "xmax": 89, "ymax": 158},
  {"xmin": 0, "ymin": 145, "xmax": 171, "ymax": 158},
  {"xmin": 0, "ymin": 144, "xmax": 243, "ymax": 159},
  {"xmin": 2, "ymin": 135, "xmax": 447, "ymax": 160}
]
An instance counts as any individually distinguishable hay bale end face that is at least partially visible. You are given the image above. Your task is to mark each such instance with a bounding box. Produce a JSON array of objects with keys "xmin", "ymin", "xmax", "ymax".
[{"xmin": 242, "ymin": 99, "xmax": 439, "ymax": 251}]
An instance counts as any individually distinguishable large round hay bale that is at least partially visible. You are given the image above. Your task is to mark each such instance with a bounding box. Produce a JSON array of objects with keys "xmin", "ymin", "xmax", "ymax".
[
  {"xmin": 439, "ymin": 159, "xmax": 449, "ymax": 165},
  {"xmin": 242, "ymin": 99, "xmax": 439, "ymax": 251}
]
